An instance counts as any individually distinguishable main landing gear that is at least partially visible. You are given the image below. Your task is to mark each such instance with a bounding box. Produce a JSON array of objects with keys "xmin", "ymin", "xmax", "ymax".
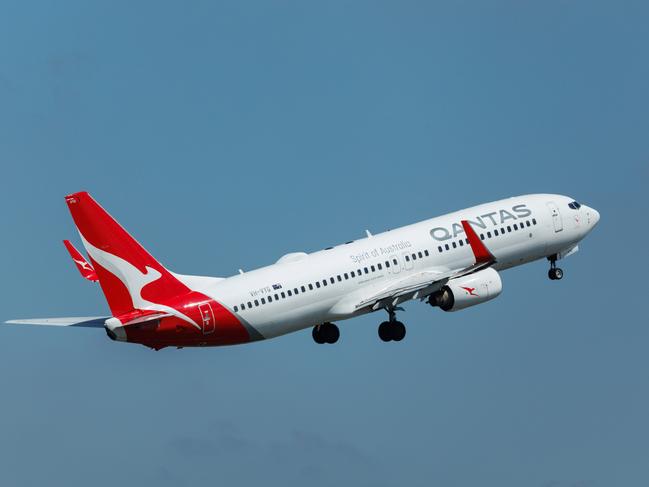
[
  {"xmin": 312, "ymin": 322, "xmax": 339, "ymax": 344},
  {"xmin": 378, "ymin": 308, "xmax": 406, "ymax": 342},
  {"xmin": 548, "ymin": 256, "xmax": 564, "ymax": 281}
]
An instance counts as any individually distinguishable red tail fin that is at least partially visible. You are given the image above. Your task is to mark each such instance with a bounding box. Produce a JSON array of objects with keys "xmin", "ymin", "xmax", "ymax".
[{"xmin": 65, "ymin": 192, "xmax": 189, "ymax": 316}]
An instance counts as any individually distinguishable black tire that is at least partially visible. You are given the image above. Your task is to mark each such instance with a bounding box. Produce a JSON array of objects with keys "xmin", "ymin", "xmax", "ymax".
[
  {"xmin": 378, "ymin": 321, "xmax": 392, "ymax": 342},
  {"xmin": 312, "ymin": 326, "xmax": 325, "ymax": 344},
  {"xmin": 325, "ymin": 323, "xmax": 340, "ymax": 344},
  {"xmin": 554, "ymin": 268, "xmax": 564, "ymax": 280},
  {"xmin": 548, "ymin": 269, "xmax": 556, "ymax": 280},
  {"xmin": 392, "ymin": 321, "xmax": 406, "ymax": 341}
]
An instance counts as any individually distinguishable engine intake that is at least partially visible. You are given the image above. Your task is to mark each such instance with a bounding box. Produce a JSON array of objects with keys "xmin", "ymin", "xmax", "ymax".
[{"xmin": 429, "ymin": 267, "xmax": 503, "ymax": 312}]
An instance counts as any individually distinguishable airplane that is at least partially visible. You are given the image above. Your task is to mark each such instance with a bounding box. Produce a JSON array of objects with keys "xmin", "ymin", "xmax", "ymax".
[{"xmin": 6, "ymin": 191, "xmax": 600, "ymax": 350}]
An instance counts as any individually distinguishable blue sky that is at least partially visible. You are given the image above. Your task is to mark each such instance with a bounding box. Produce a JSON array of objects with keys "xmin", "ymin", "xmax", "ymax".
[{"xmin": 1, "ymin": 1, "xmax": 647, "ymax": 486}]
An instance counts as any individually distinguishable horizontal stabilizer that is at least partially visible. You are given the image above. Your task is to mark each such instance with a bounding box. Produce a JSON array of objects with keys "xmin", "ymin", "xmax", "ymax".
[{"xmin": 5, "ymin": 317, "xmax": 108, "ymax": 328}]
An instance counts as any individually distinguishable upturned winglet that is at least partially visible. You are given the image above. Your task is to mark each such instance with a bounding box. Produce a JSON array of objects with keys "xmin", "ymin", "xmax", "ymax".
[
  {"xmin": 461, "ymin": 220, "xmax": 496, "ymax": 265},
  {"xmin": 63, "ymin": 239, "xmax": 99, "ymax": 282}
]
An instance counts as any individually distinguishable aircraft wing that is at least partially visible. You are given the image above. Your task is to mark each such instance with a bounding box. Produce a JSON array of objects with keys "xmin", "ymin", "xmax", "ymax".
[
  {"xmin": 353, "ymin": 220, "xmax": 496, "ymax": 312},
  {"xmin": 4, "ymin": 317, "xmax": 108, "ymax": 328}
]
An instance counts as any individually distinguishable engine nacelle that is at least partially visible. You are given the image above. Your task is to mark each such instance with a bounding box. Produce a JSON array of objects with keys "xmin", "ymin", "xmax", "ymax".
[{"xmin": 429, "ymin": 267, "xmax": 503, "ymax": 312}]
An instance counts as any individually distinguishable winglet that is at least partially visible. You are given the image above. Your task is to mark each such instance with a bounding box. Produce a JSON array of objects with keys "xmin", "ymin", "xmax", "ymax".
[
  {"xmin": 461, "ymin": 220, "xmax": 496, "ymax": 265},
  {"xmin": 63, "ymin": 240, "xmax": 99, "ymax": 282}
]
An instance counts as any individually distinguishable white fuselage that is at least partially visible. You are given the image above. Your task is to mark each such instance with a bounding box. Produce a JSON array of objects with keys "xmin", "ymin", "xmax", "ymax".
[{"xmin": 185, "ymin": 194, "xmax": 599, "ymax": 340}]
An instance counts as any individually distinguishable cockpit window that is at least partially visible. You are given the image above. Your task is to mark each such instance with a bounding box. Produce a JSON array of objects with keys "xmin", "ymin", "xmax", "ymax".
[{"xmin": 568, "ymin": 201, "xmax": 581, "ymax": 210}]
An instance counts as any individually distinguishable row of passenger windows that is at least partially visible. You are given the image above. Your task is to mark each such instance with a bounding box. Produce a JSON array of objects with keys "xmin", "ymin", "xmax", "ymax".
[
  {"xmin": 233, "ymin": 220, "xmax": 538, "ymax": 312},
  {"xmin": 233, "ymin": 249, "xmax": 433, "ymax": 313},
  {"xmin": 437, "ymin": 218, "xmax": 537, "ymax": 253}
]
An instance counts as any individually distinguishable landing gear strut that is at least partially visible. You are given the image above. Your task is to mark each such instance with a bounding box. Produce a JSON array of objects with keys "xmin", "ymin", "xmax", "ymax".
[
  {"xmin": 548, "ymin": 256, "xmax": 564, "ymax": 281},
  {"xmin": 378, "ymin": 308, "xmax": 406, "ymax": 342},
  {"xmin": 312, "ymin": 322, "xmax": 340, "ymax": 344}
]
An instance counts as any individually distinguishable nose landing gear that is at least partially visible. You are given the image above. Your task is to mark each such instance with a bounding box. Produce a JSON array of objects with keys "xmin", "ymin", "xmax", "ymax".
[
  {"xmin": 548, "ymin": 256, "xmax": 564, "ymax": 280},
  {"xmin": 312, "ymin": 322, "xmax": 340, "ymax": 344},
  {"xmin": 378, "ymin": 307, "xmax": 406, "ymax": 342}
]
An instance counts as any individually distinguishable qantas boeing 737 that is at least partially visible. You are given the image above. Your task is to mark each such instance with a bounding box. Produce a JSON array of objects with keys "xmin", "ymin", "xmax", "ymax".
[{"xmin": 6, "ymin": 192, "xmax": 600, "ymax": 350}]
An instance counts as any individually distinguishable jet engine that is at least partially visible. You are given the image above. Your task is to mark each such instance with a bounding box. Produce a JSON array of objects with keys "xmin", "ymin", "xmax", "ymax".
[{"xmin": 429, "ymin": 267, "xmax": 502, "ymax": 312}]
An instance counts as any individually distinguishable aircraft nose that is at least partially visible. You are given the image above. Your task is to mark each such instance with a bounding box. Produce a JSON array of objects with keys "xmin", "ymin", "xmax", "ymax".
[{"xmin": 587, "ymin": 206, "xmax": 600, "ymax": 227}]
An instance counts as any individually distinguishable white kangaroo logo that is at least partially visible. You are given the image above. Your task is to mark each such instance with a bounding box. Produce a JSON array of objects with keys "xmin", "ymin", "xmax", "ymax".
[{"xmin": 80, "ymin": 236, "xmax": 201, "ymax": 330}]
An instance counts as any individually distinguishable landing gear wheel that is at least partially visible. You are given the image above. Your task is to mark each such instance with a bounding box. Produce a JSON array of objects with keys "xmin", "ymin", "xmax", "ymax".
[
  {"xmin": 312, "ymin": 323, "xmax": 339, "ymax": 344},
  {"xmin": 548, "ymin": 256, "xmax": 564, "ymax": 281},
  {"xmin": 392, "ymin": 321, "xmax": 406, "ymax": 342},
  {"xmin": 312, "ymin": 326, "xmax": 325, "ymax": 344},
  {"xmin": 378, "ymin": 321, "xmax": 406, "ymax": 342},
  {"xmin": 378, "ymin": 321, "xmax": 392, "ymax": 342},
  {"xmin": 323, "ymin": 323, "xmax": 340, "ymax": 344}
]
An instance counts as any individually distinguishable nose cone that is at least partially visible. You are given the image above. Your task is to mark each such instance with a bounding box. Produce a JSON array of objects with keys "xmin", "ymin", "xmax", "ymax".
[{"xmin": 585, "ymin": 206, "xmax": 600, "ymax": 228}]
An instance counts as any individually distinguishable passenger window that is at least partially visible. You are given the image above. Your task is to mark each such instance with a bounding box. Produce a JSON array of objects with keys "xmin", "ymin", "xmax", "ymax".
[
  {"xmin": 494, "ymin": 229, "xmax": 499, "ymax": 236},
  {"xmin": 344, "ymin": 273, "xmax": 349, "ymax": 279},
  {"xmin": 351, "ymin": 271, "xmax": 355, "ymax": 278},
  {"xmin": 438, "ymin": 246, "xmax": 443, "ymax": 253},
  {"xmin": 480, "ymin": 234, "xmax": 485, "ymax": 240},
  {"xmin": 293, "ymin": 288, "xmax": 298, "ymax": 295},
  {"xmin": 248, "ymin": 301, "xmax": 252, "ymax": 308},
  {"xmin": 385, "ymin": 261, "xmax": 390, "ymax": 268},
  {"xmin": 393, "ymin": 258, "xmax": 397, "ymax": 265},
  {"xmin": 287, "ymin": 290, "xmax": 292, "ymax": 297},
  {"xmin": 364, "ymin": 267, "xmax": 369, "ymax": 274},
  {"xmin": 322, "ymin": 280, "xmax": 327, "ymax": 287},
  {"xmin": 532, "ymin": 218, "xmax": 537, "ymax": 225},
  {"xmin": 411, "ymin": 253, "xmax": 416, "ymax": 260},
  {"xmin": 315, "ymin": 282, "xmax": 320, "ymax": 289},
  {"xmin": 424, "ymin": 249, "xmax": 429, "ymax": 256},
  {"xmin": 234, "ymin": 305, "xmax": 239, "ymax": 312},
  {"xmin": 301, "ymin": 286, "xmax": 306, "ymax": 292},
  {"xmin": 371, "ymin": 265, "xmax": 375, "ymax": 272},
  {"xmin": 513, "ymin": 223, "xmax": 518, "ymax": 230},
  {"xmin": 459, "ymin": 240, "xmax": 464, "ymax": 246},
  {"xmin": 487, "ymin": 232, "xmax": 492, "ymax": 238},
  {"xmin": 507, "ymin": 226, "xmax": 511, "ymax": 232},
  {"xmin": 240, "ymin": 303, "xmax": 245, "ymax": 310},
  {"xmin": 445, "ymin": 244, "xmax": 450, "ymax": 250},
  {"xmin": 526, "ymin": 221, "xmax": 531, "ymax": 227},
  {"xmin": 275, "ymin": 294, "xmax": 279, "ymax": 300},
  {"xmin": 405, "ymin": 255, "xmax": 410, "ymax": 262},
  {"xmin": 254, "ymin": 300, "xmax": 259, "ymax": 306},
  {"xmin": 281, "ymin": 292, "xmax": 286, "ymax": 298},
  {"xmin": 418, "ymin": 251, "xmax": 423, "ymax": 258},
  {"xmin": 268, "ymin": 296, "xmax": 273, "ymax": 303},
  {"xmin": 337, "ymin": 275, "xmax": 342, "ymax": 282},
  {"xmin": 377, "ymin": 263, "xmax": 382, "ymax": 270},
  {"xmin": 452, "ymin": 242, "xmax": 457, "ymax": 248},
  {"xmin": 261, "ymin": 298, "xmax": 266, "ymax": 304}
]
